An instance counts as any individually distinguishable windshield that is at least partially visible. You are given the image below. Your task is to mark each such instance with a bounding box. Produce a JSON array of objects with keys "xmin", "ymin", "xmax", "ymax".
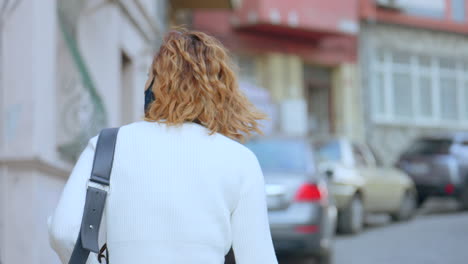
[
  {"xmin": 315, "ymin": 140, "xmax": 342, "ymax": 163},
  {"xmin": 405, "ymin": 138, "xmax": 453, "ymax": 155},
  {"xmin": 245, "ymin": 140, "xmax": 311, "ymax": 173}
]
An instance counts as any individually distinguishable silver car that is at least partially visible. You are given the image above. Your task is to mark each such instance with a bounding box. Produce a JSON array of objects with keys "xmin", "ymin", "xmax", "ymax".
[{"xmin": 246, "ymin": 138, "xmax": 337, "ymax": 264}]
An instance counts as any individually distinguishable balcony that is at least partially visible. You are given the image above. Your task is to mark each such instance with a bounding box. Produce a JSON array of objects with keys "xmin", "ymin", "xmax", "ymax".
[{"xmin": 231, "ymin": 0, "xmax": 359, "ymax": 40}]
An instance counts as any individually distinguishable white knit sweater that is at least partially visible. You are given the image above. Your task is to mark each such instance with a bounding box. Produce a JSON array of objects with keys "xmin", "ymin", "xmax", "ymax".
[{"xmin": 48, "ymin": 121, "xmax": 278, "ymax": 264}]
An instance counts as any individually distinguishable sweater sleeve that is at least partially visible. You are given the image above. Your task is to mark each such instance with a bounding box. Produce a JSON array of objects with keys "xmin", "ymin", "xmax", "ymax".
[
  {"xmin": 230, "ymin": 150, "xmax": 278, "ymax": 264},
  {"xmin": 48, "ymin": 136, "xmax": 102, "ymax": 264}
]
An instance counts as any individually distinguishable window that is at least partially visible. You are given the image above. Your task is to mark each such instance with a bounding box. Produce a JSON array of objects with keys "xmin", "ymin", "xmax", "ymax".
[
  {"xmin": 375, "ymin": 72, "xmax": 386, "ymax": 115},
  {"xmin": 419, "ymin": 75, "xmax": 433, "ymax": 117},
  {"xmin": 371, "ymin": 49, "xmax": 468, "ymax": 127},
  {"xmin": 452, "ymin": 0, "xmax": 466, "ymax": 22},
  {"xmin": 352, "ymin": 144, "xmax": 368, "ymax": 167},
  {"xmin": 237, "ymin": 55, "xmax": 257, "ymax": 84},
  {"xmin": 440, "ymin": 76, "xmax": 458, "ymax": 120},
  {"xmin": 465, "ymin": 80, "xmax": 468, "ymax": 116},
  {"xmin": 245, "ymin": 140, "xmax": 312, "ymax": 173},
  {"xmin": 404, "ymin": 138, "xmax": 453, "ymax": 155},
  {"xmin": 315, "ymin": 140, "xmax": 342, "ymax": 163},
  {"xmin": 400, "ymin": 0, "xmax": 445, "ymax": 19},
  {"xmin": 393, "ymin": 71, "xmax": 412, "ymax": 117}
]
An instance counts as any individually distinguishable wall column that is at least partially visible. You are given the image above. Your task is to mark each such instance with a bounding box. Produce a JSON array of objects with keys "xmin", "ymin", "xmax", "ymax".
[
  {"xmin": 332, "ymin": 63, "xmax": 364, "ymax": 141},
  {"xmin": 0, "ymin": 0, "xmax": 63, "ymax": 263},
  {"xmin": 258, "ymin": 53, "xmax": 307, "ymax": 136}
]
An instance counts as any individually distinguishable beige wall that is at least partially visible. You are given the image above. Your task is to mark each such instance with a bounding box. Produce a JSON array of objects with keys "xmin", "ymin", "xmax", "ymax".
[{"xmin": 332, "ymin": 63, "xmax": 364, "ymax": 142}]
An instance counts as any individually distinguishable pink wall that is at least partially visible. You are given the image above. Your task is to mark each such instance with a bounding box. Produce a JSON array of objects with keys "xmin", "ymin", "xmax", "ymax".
[
  {"xmin": 234, "ymin": 0, "xmax": 359, "ymax": 35},
  {"xmin": 192, "ymin": 0, "xmax": 358, "ymax": 65},
  {"xmin": 360, "ymin": 0, "xmax": 468, "ymax": 34}
]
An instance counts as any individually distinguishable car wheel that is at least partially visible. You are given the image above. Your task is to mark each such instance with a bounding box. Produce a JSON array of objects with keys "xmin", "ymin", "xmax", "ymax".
[
  {"xmin": 416, "ymin": 194, "xmax": 426, "ymax": 208},
  {"xmin": 391, "ymin": 191, "xmax": 416, "ymax": 222},
  {"xmin": 316, "ymin": 250, "xmax": 333, "ymax": 264},
  {"xmin": 338, "ymin": 194, "xmax": 364, "ymax": 234}
]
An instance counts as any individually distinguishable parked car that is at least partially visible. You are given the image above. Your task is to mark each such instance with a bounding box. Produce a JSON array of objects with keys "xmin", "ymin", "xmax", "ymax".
[
  {"xmin": 397, "ymin": 133, "xmax": 468, "ymax": 210},
  {"xmin": 314, "ymin": 138, "xmax": 416, "ymax": 234},
  {"xmin": 245, "ymin": 137, "xmax": 336, "ymax": 264}
]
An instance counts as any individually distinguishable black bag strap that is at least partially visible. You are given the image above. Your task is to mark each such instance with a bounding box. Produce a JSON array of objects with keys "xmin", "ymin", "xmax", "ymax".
[
  {"xmin": 68, "ymin": 127, "xmax": 235, "ymax": 264},
  {"xmin": 225, "ymin": 248, "xmax": 235, "ymax": 264},
  {"xmin": 69, "ymin": 128, "xmax": 119, "ymax": 264}
]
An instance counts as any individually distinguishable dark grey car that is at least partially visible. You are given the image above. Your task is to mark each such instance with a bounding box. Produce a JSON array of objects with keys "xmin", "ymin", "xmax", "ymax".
[
  {"xmin": 397, "ymin": 133, "xmax": 468, "ymax": 209},
  {"xmin": 246, "ymin": 138, "xmax": 337, "ymax": 264}
]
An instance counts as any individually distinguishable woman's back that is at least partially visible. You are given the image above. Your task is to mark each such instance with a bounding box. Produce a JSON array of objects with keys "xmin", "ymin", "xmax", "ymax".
[
  {"xmin": 49, "ymin": 121, "xmax": 277, "ymax": 264},
  {"xmin": 108, "ymin": 121, "xmax": 275, "ymax": 263}
]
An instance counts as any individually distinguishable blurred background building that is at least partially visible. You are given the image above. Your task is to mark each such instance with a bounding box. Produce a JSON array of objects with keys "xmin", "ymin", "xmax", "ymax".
[
  {"xmin": 360, "ymin": 0, "xmax": 468, "ymax": 163},
  {"xmin": 191, "ymin": 0, "xmax": 362, "ymax": 140},
  {"xmin": 1, "ymin": 0, "xmax": 468, "ymax": 263}
]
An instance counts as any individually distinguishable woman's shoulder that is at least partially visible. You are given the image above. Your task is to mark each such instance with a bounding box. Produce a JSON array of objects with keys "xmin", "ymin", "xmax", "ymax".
[
  {"xmin": 211, "ymin": 133, "xmax": 261, "ymax": 172},
  {"xmin": 114, "ymin": 121, "xmax": 258, "ymax": 160}
]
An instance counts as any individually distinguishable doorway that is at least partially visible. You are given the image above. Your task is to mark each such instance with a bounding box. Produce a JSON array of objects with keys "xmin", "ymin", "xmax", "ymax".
[
  {"xmin": 304, "ymin": 64, "xmax": 333, "ymax": 136},
  {"xmin": 120, "ymin": 52, "xmax": 133, "ymax": 124}
]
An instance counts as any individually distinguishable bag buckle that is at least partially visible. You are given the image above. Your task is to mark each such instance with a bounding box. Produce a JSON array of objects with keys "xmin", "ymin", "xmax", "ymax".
[{"xmin": 86, "ymin": 179, "xmax": 110, "ymax": 193}]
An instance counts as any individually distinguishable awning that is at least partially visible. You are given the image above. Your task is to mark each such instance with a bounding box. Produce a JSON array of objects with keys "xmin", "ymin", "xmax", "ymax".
[{"xmin": 169, "ymin": 0, "xmax": 237, "ymax": 9}]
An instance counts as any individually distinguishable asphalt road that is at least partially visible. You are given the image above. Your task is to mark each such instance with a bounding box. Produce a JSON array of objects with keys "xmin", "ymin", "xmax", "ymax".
[{"xmin": 279, "ymin": 199, "xmax": 468, "ymax": 264}]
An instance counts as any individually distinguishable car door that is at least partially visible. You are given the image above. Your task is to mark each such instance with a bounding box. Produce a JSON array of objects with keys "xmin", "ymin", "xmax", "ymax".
[
  {"xmin": 363, "ymin": 144, "xmax": 405, "ymax": 212},
  {"xmin": 350, "ymin": 143, "xmax": 385, "ymax": 212}
]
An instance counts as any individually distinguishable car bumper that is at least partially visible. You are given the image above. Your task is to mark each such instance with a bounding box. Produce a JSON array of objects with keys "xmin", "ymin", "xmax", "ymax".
[
  {"xmin": 268, "ymin": 204, "xmax": 335, "ymax": 256},
  {"xmin": 271, "ymin": 230, "xmax": 326, "ymax": 255},
  {"xmin": 416, "ymin": 184, "xmax": 462, "ymax": 199}
]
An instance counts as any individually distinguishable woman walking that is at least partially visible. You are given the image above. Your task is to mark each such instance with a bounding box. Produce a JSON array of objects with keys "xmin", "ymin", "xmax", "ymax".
[{"xmin": 48, "ymin": 29, "xmax": 278, "ymax": 264}]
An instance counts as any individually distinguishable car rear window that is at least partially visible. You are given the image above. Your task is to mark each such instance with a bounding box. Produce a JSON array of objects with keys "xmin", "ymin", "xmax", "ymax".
[
  {"xmin": 405, "ymin": 138, "xmax": 453, "ymax": 155},
  {"xmin": 314, "ymin": 140, "xmax": 342, "ymax": 163},
  {"xmin": 245, "ymin": 140, "xmax": 311, "ymax": 173}
]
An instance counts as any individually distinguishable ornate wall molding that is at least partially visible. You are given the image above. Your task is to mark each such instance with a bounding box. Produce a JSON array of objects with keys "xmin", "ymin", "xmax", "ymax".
[{"xmin": 56, "ymin": 3, "xmax": 107, "ymax": 162}]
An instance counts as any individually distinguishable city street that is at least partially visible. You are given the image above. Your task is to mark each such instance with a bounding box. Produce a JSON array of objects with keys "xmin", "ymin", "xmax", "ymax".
[{"xmin": 280, "ymin": 199, "xmax": 468, "ymax": 264}]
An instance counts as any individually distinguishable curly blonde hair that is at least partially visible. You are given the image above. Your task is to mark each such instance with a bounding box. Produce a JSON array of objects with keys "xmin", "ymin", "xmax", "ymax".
[{"xmin": 144, "ymin": 29, "xmax": 265, "ymax": 141}]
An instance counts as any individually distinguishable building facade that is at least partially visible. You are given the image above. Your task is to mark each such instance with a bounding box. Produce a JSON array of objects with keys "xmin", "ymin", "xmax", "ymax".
[
  {"xmin": 0, "ymin": 0, "xmax": 167, "ymax": 263},
  {"xmin": 192, "ymin": 0, "xmax": 364, "ymax": 140},
  {"xmin": 360, "ymin": 0, "xmax": 468, "ymax": 163}
]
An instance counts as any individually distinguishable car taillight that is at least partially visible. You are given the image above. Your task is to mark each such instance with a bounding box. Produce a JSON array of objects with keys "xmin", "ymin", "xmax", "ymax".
[
  {"xmin": 445, "ymin": 184, "xmax": 455, "ymax": 195},
  {"xmin": 295, "ymin": 183, "xmax": 324, "ymax": 202},
  {"xmin": 295, "ymin": 225, "xmax": 318, "ymax": 234}
]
